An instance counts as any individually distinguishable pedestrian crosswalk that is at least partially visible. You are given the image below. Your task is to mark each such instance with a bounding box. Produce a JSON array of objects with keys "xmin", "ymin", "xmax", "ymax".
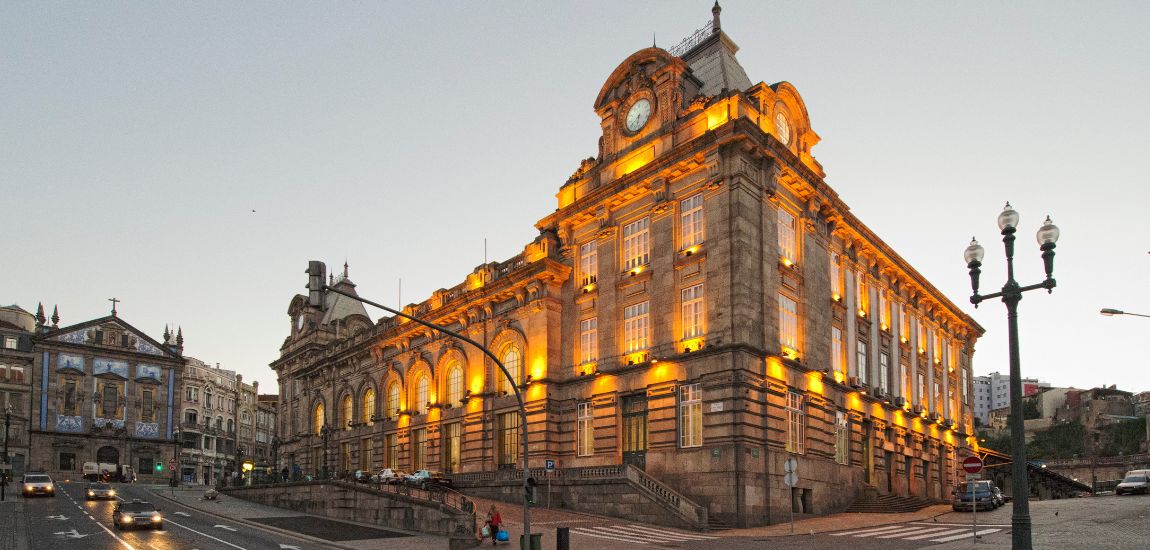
[
  {"xmin": 830, "ymin": 522, "xmax": 1006, "ymax": 543},
  {"xmin": 569, "ymin": 524, "xmax": 719, "ymax": 545}
]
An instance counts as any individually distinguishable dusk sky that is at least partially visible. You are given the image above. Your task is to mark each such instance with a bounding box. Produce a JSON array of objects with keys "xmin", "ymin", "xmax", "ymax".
[{"xmin": 4, "ymin": 1, "xmax": 1147, "ymax": 394}]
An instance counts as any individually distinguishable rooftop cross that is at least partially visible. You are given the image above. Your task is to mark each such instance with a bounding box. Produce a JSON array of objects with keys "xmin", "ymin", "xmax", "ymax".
[{"xmin": 108, "ymin": 297, "xmax": 120, "ymax": 317}]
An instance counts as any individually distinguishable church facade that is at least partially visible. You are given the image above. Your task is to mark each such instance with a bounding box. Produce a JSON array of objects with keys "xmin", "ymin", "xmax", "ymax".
[
  {"xmin": 27, "ymin": 307, "xmax": 184, "ymax": 482},
  {"xmin": 272, "ymin": 5, "xmax": 982, "ymax": 527}
]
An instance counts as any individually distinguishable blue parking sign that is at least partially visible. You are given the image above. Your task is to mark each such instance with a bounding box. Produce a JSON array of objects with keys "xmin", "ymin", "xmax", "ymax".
[{"xmin": 545, "ymin": 459, "xmax": 555, "ymax": 470}]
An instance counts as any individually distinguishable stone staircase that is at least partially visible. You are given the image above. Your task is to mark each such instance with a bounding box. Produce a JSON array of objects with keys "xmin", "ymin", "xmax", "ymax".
[{"xmin": 845, "ymin": 493, "xmax": 938, "ymax": 513}]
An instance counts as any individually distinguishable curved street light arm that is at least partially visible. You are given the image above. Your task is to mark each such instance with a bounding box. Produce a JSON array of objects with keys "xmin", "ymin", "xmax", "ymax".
[{"xmin": 320, "ymin": 283, "xmax": 534, "ymax": 540}]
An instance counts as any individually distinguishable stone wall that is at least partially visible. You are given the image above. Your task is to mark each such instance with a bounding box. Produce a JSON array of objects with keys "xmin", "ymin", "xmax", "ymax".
[{"xmin": 223, "ymin": 481, "xmax": 474, "ymax": 537}]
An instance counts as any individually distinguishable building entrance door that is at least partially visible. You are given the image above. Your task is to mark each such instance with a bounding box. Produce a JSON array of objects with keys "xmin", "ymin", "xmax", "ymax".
[
  {"xmin": 905, "ymin": 456, "xmax": 913, "ymax": 496},
  {"xmin": 96, "ymin": 446, "xmax": 119, "ymax": 464},
  {"xmin": 885, "ymin": 451, "xmax": 895, "ymax": 493},
  {"xmin": 621, "ymin": 394, "xmax": 648, "ymax": 470}
]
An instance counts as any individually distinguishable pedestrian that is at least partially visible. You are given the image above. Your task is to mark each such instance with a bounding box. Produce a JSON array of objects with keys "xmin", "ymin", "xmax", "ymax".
[{"xmin": 484, "ymin": 504, "xmax": 502, "ymax": 545}]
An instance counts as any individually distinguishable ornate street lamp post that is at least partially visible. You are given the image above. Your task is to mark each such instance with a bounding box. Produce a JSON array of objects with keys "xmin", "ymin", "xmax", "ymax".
[
  {"xmin": 2, "ymin": 403, "xmax": 11, "ymax": 501},
  {"xmin": 965, "ymin": 202, "xmax": 1060, "ymax": 550}
]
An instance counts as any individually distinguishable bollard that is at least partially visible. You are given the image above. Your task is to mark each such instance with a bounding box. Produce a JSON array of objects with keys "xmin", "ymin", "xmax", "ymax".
[{"xmin": 556, "ymin": 526, "xmax": 570, "ymax": 550}]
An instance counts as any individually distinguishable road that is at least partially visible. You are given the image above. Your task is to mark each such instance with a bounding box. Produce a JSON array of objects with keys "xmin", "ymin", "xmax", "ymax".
[{"xmin": 22, "ymin": 482, "xmax": 326, "ymax": 550}]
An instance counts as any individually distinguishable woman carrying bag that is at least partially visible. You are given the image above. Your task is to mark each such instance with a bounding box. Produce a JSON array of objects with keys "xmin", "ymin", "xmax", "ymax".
[{"xmin": 483, "ymin": 504, "xmax": 503, "ymax": 545}]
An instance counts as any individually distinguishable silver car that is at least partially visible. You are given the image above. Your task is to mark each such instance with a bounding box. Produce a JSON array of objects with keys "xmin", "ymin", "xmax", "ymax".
[
  {"xmin": 112, "ymin": 500, "xmax": 164, "ymax": 530},
  {"xmin": 86, "ymin": 482, "xmax": 117, "ymax": 500}
]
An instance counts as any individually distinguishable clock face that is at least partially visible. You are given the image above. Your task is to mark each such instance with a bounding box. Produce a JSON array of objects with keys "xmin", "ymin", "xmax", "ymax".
[
  {"xmin": 775, "ymin": 112, "xmax": 791, "ymax": 145},
  {"xmin": 625, "ymin": 98, "xmax": 652, "ymax": 133}
]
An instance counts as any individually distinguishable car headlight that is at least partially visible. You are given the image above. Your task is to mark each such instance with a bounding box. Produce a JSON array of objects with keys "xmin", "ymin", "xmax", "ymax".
[
  {"xmin": 152, "ymin": 514, "xmax": 162, "ymax": 522},
  {"xmin": 122, "ymin": 516, "xmax": 133, "ymax": 523},
  {"xmin": 88, "ymin": 491, "xmax": 95, "ymax": 496},
  {"xmin": 108, "ymin": 490, "xmax": 115, "ymax": 496}
]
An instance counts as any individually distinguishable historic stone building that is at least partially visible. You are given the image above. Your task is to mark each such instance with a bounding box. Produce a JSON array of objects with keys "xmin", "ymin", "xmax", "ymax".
[
  {"xmin": 28, "ymin": 306, "xmax": 184, "ymax": 482},
  {"xmin": 254, "ymin": 393, "xmax": 279, "ymax": 471},
  {"xmin": 0, "ymin": 304, "xmax": 36, "ymax": 478},
  {"xmin": 272, "ymin": 5, "xmax": 982, "ymax": 527},
  {"xmin": 175, "ymin": 357, "xmax": 260, "ymax": 485}
]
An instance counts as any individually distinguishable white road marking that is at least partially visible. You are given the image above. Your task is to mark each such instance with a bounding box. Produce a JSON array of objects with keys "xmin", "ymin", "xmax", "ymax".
[
  {"xmin": 214, "ymin": 524, "xmax": 238, "ymax": 531},
  {"xmin": 174, "ymin": 511, "xmax": 191, "ymax": 517},
  {"xmin": 57, "ymin": 486, "xmax": 136, "ymax": 550},
  {"xmin": 831, "ymin": 524, "xmax": 912, "ymax": 536},
  {"xmin": 569, "ymin": 528, "xmax": 651, "ymax": 544},
  {"xmin": 47, "ymin": 514, "xmax": 70, "ymax": 520},
  {"xmin": 930, "ymin": 528, "xmax": 1003, "ymax": 542},
  {"xmin": 53, "ymin": 528, "xmax": 91, "ymax": 538},
  {"xmin": 279, "ymin": 545, "xmax": 302, "ymax": 549},
  {"xmin": 166, "ymin": 519, "xmax": 249, "ymax": 550},
  {"xmin": 912, "ymin": 521, "xmax": 1011, "ymax": 527},
  {"xmin": 624, "ymin": 524, "xmax": 717, "ymax": 540},
  {"xmin": 876, "ymin": 526, "xmax": 953, "ymax": 538},
  {"xmin": 904, "ymin": 528, "xmax": 968, "ymax": 540}
]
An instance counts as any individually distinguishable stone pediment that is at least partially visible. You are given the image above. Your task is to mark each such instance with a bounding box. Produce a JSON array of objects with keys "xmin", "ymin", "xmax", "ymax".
[{"xmin": 46, "ymin": 316, "xmax": 178, "ymax": 359}]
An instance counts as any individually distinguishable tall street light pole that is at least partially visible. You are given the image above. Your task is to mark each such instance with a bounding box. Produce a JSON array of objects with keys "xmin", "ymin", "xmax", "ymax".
[
  {"xmin": 964, "ymin": 202, "xmax": 1060, "ymax": 550},
  {"xmin": 307, "ymin": 261, "xmax": 535, "ymax": 542},
  {"xmin": 2, "ymin": 403, "xmax": 11, "ymax": 501},
  {"xmin": 172, "ymin": 426, "xmax": 181, "ymax": 487},
  {"xmin": 320, "ymin": 425, "xmax": 332, "ymax": 480}
]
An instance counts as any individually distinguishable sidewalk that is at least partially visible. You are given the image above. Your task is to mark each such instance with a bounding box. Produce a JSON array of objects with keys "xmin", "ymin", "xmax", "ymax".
[
  {"xmin": 716, "ymin": 504, "xmax": 954, "ymax": 537},
  {"xmin": 146, "ymin": 485, "xmax": 451, "ymax": 550},
  {"xmin": 0, "ymin": 494, "xmax": 30, "ymax": 550}
]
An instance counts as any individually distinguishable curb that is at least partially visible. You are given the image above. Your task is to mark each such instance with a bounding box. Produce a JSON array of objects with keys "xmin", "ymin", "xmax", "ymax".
[
  {"xmin": 714, "ymin": 505, "xmax": 954, "ymax": 538},
  {"xmin": 146, "ymin": 487, "xmax": 354, "ymax": 550}
]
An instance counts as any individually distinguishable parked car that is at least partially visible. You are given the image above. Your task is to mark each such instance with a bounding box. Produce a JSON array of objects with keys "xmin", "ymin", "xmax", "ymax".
[
  {"xmin": 952, "ymin": 480, "xmax": 999, "ymax": 512},
  {"xmin": 404, "ymin": 469, "xmax": 453, "ymax": 490},
  {"xmin": 1115, "ymin": 470, "xmax": 1150, "ymax": 495},
  {"xmin": 371, "ymin": 468, "xmax": 404, "ymax": 484},
  {"xmin": 112, "ymin": 500, "xmax": 164, "ymax": 531},
  {"xmin": 85, "ymin": 482, "xmax": 117, "ymax": 500},
  {"xmin": 21, "ymin": 473, "xmax": 55, "ymax": 498}
]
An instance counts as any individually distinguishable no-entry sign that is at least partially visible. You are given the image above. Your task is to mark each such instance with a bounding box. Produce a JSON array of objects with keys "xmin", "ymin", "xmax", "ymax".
[{"xmin": 962, "ymin": 456, "xmax": 984, "ymax": 474}]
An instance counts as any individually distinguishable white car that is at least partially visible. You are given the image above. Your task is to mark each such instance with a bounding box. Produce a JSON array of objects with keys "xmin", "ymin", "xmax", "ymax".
[
  {"xmin": 21, "ymin": 473, "xmax": 55, "ymax": 498},
  {"xmin": 371, "ymin": 468, "xmax": 404, "ymax": 484},
  {"xmin": 1116, "ymin": 470, "xmax": 1150, "ymax": 495}
]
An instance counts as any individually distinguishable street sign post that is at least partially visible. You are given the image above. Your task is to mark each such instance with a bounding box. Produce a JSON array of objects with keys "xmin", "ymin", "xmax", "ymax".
[
  {"xmin": 783, "ymin": 458, "xmax": 798, "ymax": 535},
  {"xmin": 962, "ymin": 456, "xmax": 984, "ymax": 541},
  {"xmin": 544, "ymin": 460, "xmax": 556, "ymax": 508}
]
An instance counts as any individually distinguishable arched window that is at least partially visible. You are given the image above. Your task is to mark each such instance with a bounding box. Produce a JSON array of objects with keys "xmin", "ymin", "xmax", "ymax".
[
  {"xmin": 446, "ymin": 361, "xmax": 464, "ymax": 405},
  {"xmin": 362, "ymin": 388, "xmax": 376, "ymax": 426},
  {"xmin": 216, "ymin": 416, "xmax": 223, "ymax": 430},
  {"xmin": 387, "ymin": 382, "xmax": 400, "ymax": 419},
  {"xmin": 416, "ymin": 375, "xmax": 430, "ymax": 413},
  {"xmin": 341, "ymin": 394, "xmax": 353, "ymax": 430},
  {"xmin": 500, "ymin": 346, "xmax": 521, "ymax": 394},
  {"xmin": 226, "ymin": 418, "xmax": 234, "ymax": 434},
  {"xmin": 314, "ymin": 402, "xmax": 325, "ymax": 435}
]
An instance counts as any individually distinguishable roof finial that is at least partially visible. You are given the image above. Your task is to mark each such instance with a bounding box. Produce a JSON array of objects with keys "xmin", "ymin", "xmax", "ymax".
[
  {"xmin": 164, "ymin": 324, "xmax": 171, "ymax": 343},
  {"xmin": 35, "ymin": 302, "xmax": 46, "ymax": 326},
  {"xmin": 176, "ymin": 326, "xmax": 184, "ymax": 347},
  {"xmin": 712, "ymin": 1, "xmax": 722, "ymax": 34},
  {"xmin": 108, "ymin": 297, "xmax": 120, "ymax": 317},
  {"xmin": 343, "ymin": 260, "xmax": 349, "ymax": 279},
  {"xmin": 51, "ymin": 305, "xmax": 59, "ymax": 327}
]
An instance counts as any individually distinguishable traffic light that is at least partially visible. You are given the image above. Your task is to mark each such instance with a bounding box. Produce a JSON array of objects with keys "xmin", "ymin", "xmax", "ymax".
[
  {"xmin": 306, "ymin": 261, "xmax": 327, "ymax": 307},
  {"xmin": 155, "ymin": 462, "xmax": 163, "ymax": 472},
  {"xmin": 525, "ymin": 476, "xmax": 537, "ymax": 504}
]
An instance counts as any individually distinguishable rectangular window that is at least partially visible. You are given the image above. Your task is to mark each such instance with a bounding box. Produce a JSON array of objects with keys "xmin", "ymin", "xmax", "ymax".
[
  {"xmin": 918, "ymin": 373, "xmax": 926, "ymax": 407},
  {"xmin": 4, "ymin": 336, "xmax": 18, "ymax": 349},
  {"xmin": 855, "ymin": 271, "xmax": 869, "ymax": 317},
  {"xmin": 623, "ymin": 301, "xmax": 650, "ymax": 354},
  {"xmin": 385, "ymin": 433, "xmax": 398, "ymax": 469},
  {"xmin": 138, "ymin": 457, "xmax": 153, "ymax": 474},
  {"xmin": 777, "ymin": 208, "xmax": 797, "ymax": 264},
  {"xmin": 9, "ymin": 365, "xmax": 24, "ymax": 383},
  {"xmin": 360, "ymin": 438, "xmax": 372, "ymax": 471},
  {"xmin": 778, "ymin": 294, "xmax": 799, "ymax": 353},
  {"xmin": 622, "ymin": 217, "xmax": 650, "ymax": 271},
  {"xmin": 934, "ymin": 381, "xmax": 942, "ymax": 413},
  {"xmin": 962, "ymin": 365, "xmax": 970, "ymax": 405},
  {"xmin": 498, "ymin": 412, "xmax": 520, "ymax": 468},
  {"xmin": 63, "ymin": 380, "xmax": 77, "ymax": 415},
  {"xmin": 832, "ymin": 326, "xmax": 847, "ymax": 376},
  {"xmin": 918, "ymin": 321, "xmax": 928, "ymax": 354},
  {"xmin": 680, "ymin": 194, "xmax": 704, "ymax": 249},
  {"xmin": 786, "ymin": 391, "xmax": 806, "ymax": 454},
  {"xmin": 856, "ymin": 340, "xmax": 868, "ymax": 384},
  {"xmin": 900, "ymin": 304, "xmax": 910, "ymax": 339},
  {"xmin": 948, "ymin": 389, "xmax": 955, "ymax": 418},
  {"xmin": 830, "ymin": 253, "xmax": 844, "ymax": 300},
  {"xmin": 679, "ymin": 383, "xmax": 703, "ymax": 448},
  {"xmin": 879, "ymin": 352, "xmax": 890, "ymax": 393},
  {"xmin": 413, "ymin": 428, "xmax": 427, "ymax": 470},
  {"xmin": 579, "ymin": 317, "xmax": 598, "ymax": 364},
  {"xmin": 681, "ymin": 284, "xmax": 705, "ymax": 340},
  {"xmin": 579, "ymin": 241, "xmax": 598, "ymax": 286},
  {"xmin": 933, "ymin": 331, "xmax": 943, "ymax": 360},
  {"xmin": 444, "ymin": 422, "xmax": 461, "ymax": 473},
  {"xmin": 102, "ymin": 383, "xmax": 118, "ymax": 418},
  {"xmin": 879, "ymin": 293, "xmax": 890, "ymax": 330},
  {"xmin": 142, "ymin": 389, "xmax": 154, "ymax": 422},
  {"xmin": 834, "ymin": 411, "xmax": 850, "ymax": 465},
  {"xmin": 340, "ymin": 442, "xmax": 352, "ymax": 472},
  {"xmin": 577, "ymin": 402, "xmax": 594, "ymax": 457}
]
